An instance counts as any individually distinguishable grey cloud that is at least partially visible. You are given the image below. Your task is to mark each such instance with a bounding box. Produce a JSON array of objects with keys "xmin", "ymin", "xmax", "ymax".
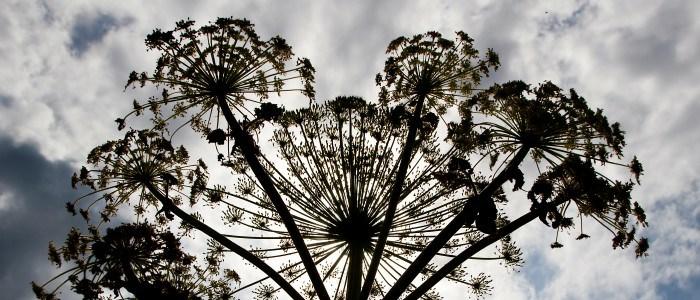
[
  {"xmin": 37, "ymin": 0, "xmax": 56, "ymax": 25},
  {"xmin": 2, "ymin": 1, "xmax": 699, "ymax": 299},
  {"xmin": 521, "ymin": 251, "xmax": 555, "ymax": 293},
  {"xmin": 69, "ymin": 13, "xmax": 131, "ymax": 57},
  {"xmin": 539, "ymin": 1, "xmax": 593, "ymax": 33},
  {"xmin": 0, "ymin": 135, "xmax": 83, "ymax": 300},
  {"xmin": 611, "ymin": 2, "xmax": 698, "ymax": 84},
  {"xmin": 0, "ymin": 94, "xmax": 11, "ymax": 107},
  {"xmin": 658, "ymin": 274, "xmax": 700, "ymax": 299},
  {"xmin": 642, "ymin": 183, "xmax": 700, "ymax": 296},
  {"xmin": 467, "ymin": 2, "xmax": 530, "ymax": 84},
  {"xmin": 561, "ymin": 2, "xmax": 590, "ymax": 28}
]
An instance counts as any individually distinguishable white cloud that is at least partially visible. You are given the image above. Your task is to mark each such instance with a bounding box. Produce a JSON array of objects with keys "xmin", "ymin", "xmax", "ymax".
[
  {"xmin": 1, "ymin": 0, "xmax": 698, "ymax": 299},
  {"xmin": 0, "ymin": 190, "xmax": 13, "ymax": 212}
]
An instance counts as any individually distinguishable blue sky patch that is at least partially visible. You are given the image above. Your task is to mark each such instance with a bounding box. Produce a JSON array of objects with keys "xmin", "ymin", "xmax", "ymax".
[{"xmin": 68, "ymin": 13, "xmax": 127, "ymax": 57}]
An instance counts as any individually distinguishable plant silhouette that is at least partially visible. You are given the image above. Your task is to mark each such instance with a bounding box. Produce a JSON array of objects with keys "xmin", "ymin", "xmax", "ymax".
[{"xmin": 35, "ymin": 18, "xmax": 648, "ymax": 300}]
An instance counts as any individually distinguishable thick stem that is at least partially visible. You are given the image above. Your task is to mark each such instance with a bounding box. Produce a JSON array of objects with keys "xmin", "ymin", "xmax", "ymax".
[
  {"xmin": 146, "ymin": 184, "xmax": 304, "ymax": 300},
  {"xmin": 383, "ymin": 146, "xmax": 530, "ymax": 300},
  {"xmin": 347, "ymin": 159, "xmax": 363, "ymax": 300},
  {"xmin": 404, "ymin": 197, "xmax": 568, "ymax": 299},
  {"xmin": 346, "ymin": 244, "xmax": 364, "ymax": 300},
  {"xmin": 360, "ymin": 96, "xmax": 426, "ymax": 299},
  {"xmin": 216, "ymin": 96, "xmax": 330, "ymax": 300}
]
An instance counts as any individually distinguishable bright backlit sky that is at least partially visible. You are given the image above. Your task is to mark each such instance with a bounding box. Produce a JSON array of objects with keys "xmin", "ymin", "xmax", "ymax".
[{"xmin": 1, "ymin": 1, "xmax": 699, "ymax": 299}]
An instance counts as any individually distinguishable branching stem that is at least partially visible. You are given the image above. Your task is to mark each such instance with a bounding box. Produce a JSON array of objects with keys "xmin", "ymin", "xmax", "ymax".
[
  {"xmin": 404, "ymin": 196, "xmax": 568, "ymax": 299},
  {"xmin": 383, "ymin": 146, "xmax": 530, "ymax": 299}
]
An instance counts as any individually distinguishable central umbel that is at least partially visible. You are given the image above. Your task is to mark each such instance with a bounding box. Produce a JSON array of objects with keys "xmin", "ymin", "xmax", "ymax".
[
  {"xmin": 327, "ymin": 209, "xmax": 380, "ymax": 249},
  {"xmin": 326, "ymin": 207, "xmax": 381, "ymax": 300}
]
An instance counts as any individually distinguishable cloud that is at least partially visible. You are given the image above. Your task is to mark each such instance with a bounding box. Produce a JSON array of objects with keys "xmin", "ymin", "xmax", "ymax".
[
  {"xmin": 0, "ymin": 94, "xmax": 11, "ymax": 108},
  {"xmin": 658, "ymin": 274, "xmax": 700, "ymax": 299},
  {"xmin": 0, "ymin": 135, "xmax": 83, "ymax": 300},
  {"xmin": 0, "ymin": 0, "xmax": 699, "ymax": 299},
  {"xmin": 68, "ymin": 12, "xmax": 131, "ymax": 57}
]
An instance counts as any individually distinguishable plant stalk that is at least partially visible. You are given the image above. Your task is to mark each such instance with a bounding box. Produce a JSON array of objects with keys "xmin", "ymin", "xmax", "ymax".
[
  {"xmin": 404, "ymin": 196, "xmax": 568, "ymax": 299},
  {"xmin": 383, "ymin": 146, "xmax": 530, "ymax": 299},
  {"xmin": 346, "ymin": 243, "xmax": 364, "ymax": 300},
  {"xmin": 216, "ymin": 95, "xmax": 330, "ymax": 300},
  {"xmin": 360, "ymin": 95, "xmax": 426, "ymax": 299},
  {"xmin": 146, "ymin": 183, "xmax": 305, "ymax": 300}
]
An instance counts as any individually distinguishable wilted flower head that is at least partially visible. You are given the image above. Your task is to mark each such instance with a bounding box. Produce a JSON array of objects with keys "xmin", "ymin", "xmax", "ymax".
[
  {"xmin": 527, "ymin": 154, "xmax": 648, "ymax": 256},
  {"xmin": 440, "ymin": 79, "xmax": 649, "ymax": 277},
  {"xmin": 377, "ymin": 31, "xmax": 499, "ymax": 114}
]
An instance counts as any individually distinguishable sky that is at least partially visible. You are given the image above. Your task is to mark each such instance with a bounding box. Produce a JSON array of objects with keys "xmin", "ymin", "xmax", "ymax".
[{"xmin": 0, "ymin": 0, "xmax": 699, "ymax": 299}]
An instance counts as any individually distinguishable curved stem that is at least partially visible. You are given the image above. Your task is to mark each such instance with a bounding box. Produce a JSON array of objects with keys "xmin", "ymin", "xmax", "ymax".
[
  {"xmin": 361, "ymin": 95, "xmax": 426, "ymax": 299},
  {"xmin": 145, "ymin": 184, "xmax": 304, "ymax": 300},
  {"xmin": 404, "ymin": 196, "xmax": 568, "ymax": 299},
  {"xmin": 216, "ymin": 95, "xmax": 330, "ymax": 300},
  {"xmin": 383, "ymin": 146, "xmax": 530, "ymax": 300}
]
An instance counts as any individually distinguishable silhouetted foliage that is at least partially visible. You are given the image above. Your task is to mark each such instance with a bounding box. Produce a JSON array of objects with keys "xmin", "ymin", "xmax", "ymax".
[
  {"xmin": 34, "ymin": 223, "xmax": 238, "ymax": 300},
  {"xmin": 36, "ymin": 18, "xmax": 648, "ymax": 300}
]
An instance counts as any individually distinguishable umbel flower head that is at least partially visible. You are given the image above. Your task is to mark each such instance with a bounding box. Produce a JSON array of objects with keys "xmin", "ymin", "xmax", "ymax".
[
  {"xmin": 460, "ymin": 81, "xmax": 628, "ymax": 164},
  {"xmin": 377, "ymin": 31, "xmax": 499, "ymax": 114},
  {"xmin": 68, "ymin": 129, "xmax": 208, "ymax": 223},
  {"xmin": 33, "ymin": 223, "xmax": 238, "ymax": 300},
  {"xmin": 529, "ymin": 155, "xmax": 648, "ymax": 255},
  {"xmin": 121, "ymin": 17, "xmax": 315, "ymax": 136},
  {"xmin": 37, "ymin": 19, "xmax": 650, "ymax": 300},
  {"xmin": 450, "ymin": 80, "xmax": 648, "ymax": 254},
  {"xmin": 209, "ymin": 97, "xmax": 518, "ymax": 298}
]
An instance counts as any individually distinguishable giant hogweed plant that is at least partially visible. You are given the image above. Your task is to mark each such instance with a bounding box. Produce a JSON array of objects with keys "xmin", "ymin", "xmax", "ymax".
[{"xmin": 35, "ymin": 18, "xmax": 648, "ymax": 300}]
